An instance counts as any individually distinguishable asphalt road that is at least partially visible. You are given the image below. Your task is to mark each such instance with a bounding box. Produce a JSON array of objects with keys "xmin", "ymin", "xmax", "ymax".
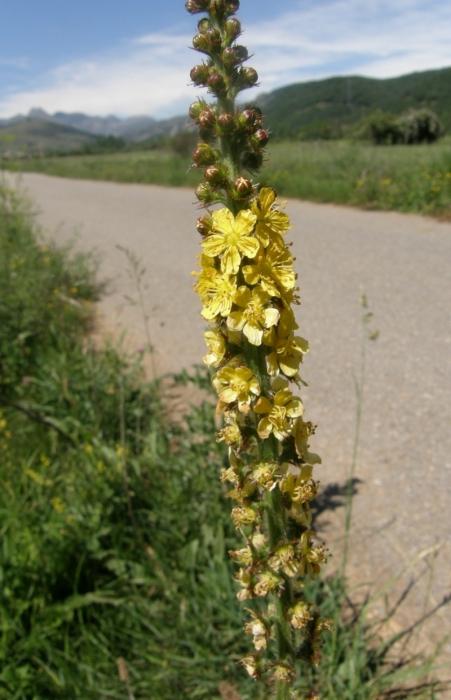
[{"xmin": 7, "ymin": 172, "xmax": 451, "ymax": 657}]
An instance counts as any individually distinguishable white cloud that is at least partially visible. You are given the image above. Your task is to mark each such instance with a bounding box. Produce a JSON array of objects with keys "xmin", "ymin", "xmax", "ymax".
[{"xmin": 0, "ymin": 0, "xmax": 450, "ymax": 118}]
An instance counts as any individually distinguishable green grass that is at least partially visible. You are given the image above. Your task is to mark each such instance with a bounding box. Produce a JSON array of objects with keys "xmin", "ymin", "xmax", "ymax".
[
  {"xmin": 4, "ymin": 138, "xmax": 451, "ymax": 217},
  {"xmin": 0, "ymin": 184, "xmax": 448, "ymax": 699}
]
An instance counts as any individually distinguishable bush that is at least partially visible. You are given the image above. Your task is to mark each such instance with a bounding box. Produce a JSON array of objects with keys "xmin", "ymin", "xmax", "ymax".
[{"xmin": 367, "ymin": 109, "xmax": 443, "ymax": 145}]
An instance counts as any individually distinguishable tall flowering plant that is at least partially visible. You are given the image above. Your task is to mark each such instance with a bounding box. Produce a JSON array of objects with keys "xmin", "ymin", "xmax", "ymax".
[{"xmin": 186, "ymin": 1, "xmax": 330, "ymax": 696}]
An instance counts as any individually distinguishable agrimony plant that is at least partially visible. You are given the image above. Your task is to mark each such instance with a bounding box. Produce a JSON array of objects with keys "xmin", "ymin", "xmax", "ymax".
[{"xmin": 186, "ymin": 1, "xmax": 330, "ymax": 696}]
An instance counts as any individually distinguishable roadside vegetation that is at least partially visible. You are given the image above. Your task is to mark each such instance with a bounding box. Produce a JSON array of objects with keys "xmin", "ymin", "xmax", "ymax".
[
  {"xmin": 3, "ymin": 137, "xmax": 451, "ymax": 218},
  {"xmin": 0, "ymin": 185, "xmax": 448, "ymax": 698}
]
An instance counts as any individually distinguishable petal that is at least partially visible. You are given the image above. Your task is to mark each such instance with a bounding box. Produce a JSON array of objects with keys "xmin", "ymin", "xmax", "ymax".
[
  {"xmin": 235, "ymin": 209, "xmax": 257, "ymax": 234},
  {"xmin": 221, "ymin": 246, "xmax": 241, "ymax": 274},
  {"xmin": 254, "ymin": 397, "xmax": 272, "ymax": 414},
  {"xmin": 202, "ymin": 234, "xmax": 226, "ymax": 258},
  {"xmin": 212, "ymin": 207, "xmax": 235, "ymax": 234},
  {"xmin": 234, "ymin": 285, "xmax": 251, "ymax": 308},
  {"xmin": 266, "ymin": 352, "xmax": 279, "ymax": 376},
  {"xmin": 257, "ymin": 417, "xmax": 272, "ymax": 439},
  {"xmin": 264, "ymin": 307, "xmax": 280, "ymax": 329},
  {"xmin": 244, "ymin": 323, "xmax": 264, "ymax": 346},
  {"xmin": 227, "ymin": 311, "xmax": 245, "ymax": 331},
  {"xmin": 287, "ymin": 399, "xmax": 303, "ymax": 418},
  {"xmin": 258, "ymin": 187, "xmax": 276, "ymax": 212},
  {"xmin": 220, "ymin": 388, "xmax": 239, "ymax": 404},
  {"xmin": 238, "ymin": 236, "xmax": 260, "ymax": 260},
  {"xmin": 242, "ymin": 264, "xmax": 260, "ymax": 286}
]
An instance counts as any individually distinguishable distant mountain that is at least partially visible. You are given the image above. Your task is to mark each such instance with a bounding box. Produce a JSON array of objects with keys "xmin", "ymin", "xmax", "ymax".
[
  {"xmin": 257, "ymin": 66, "xmax": 451, "ymax": 138},
  {"xmin": 0, "ymin": 118, "xmax": 97, "ymax": 155},
  {"xmin": 1, "ymin": 108, "xmax": 190, "ymax": 144},
  {"xmin": 1, "ymin": 66, "xmax": 450, "ymax": 154}
]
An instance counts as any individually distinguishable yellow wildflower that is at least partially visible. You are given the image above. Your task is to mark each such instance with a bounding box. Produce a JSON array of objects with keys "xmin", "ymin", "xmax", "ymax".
[
  {"xmin": 244, "ymin": 611, "xmax": 268, "ymax": 651},
  {"xmin": 251, "ymin": 187, "xmax": 290, "ymax": 247},
  {"xmin": 293, "ymin": 418, "xmax": 321, "ymax": 464},
  {"xmin": 202, "ymin": 208, "xmax": 259, "ymax": 274},
  {"xmin": 254, "ymin": 380, "xmax": 303, "ymax": 441},
  {"xmin": 203, "ymin": 328, "xmax": 226, "ymax": 367},
  {"xmin": 227, "ymin": 285, "xmax": 280, "ymax": 346},
  {"xmin": 213, "ymin": 362, "xmax": 260, "ymax": 411},
  {"xmin": 254, "ymin": 570, "xmax": 283, "ymax": 597},
  {"xmin": 242, "ymin": 242, "xmax": 296, "ymax": 298},
  {"xmin": 266, "ymin": 330, "xmax": 309, "ymax": 377},
  {"xmin": 229, "ymin": 546, "xmax": 253, "ymax": 566},
  {"xmin": 250, "ymin": 461, "xmax": 279, "ymax": 490},
  {"xmin": 217, "ymin": 420, "xmax": 242, "ymax": 447},
  {"xmin": 241, "ymin": 655, "xmax": 259, "ymax": 679},
  {"xmin": 271, "ymin": 662, "xmax": 295, "ymax": 684},
  {"xmin": 269, "ymin": 544, "xmax": 298, "ymax": 577},
  {"xmin": 195, "ymin": 265, "xmax": 237, "ymax": 320},
  {"xmin": 289, "ymin": 601, "xmax": 313, "ymax": 630},
  {"xmin": 231, "ymin": 506, "xmax": 258, "ymax": 528},
  {"xmin": 51, "ymin": 497, "xmax": 65, "ymax": 513}
]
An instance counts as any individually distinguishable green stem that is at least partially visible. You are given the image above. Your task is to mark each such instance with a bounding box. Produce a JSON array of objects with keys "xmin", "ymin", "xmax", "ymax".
[{"xmin": 276, "ymin": 683, "xmax": 290, "ymax": 700}]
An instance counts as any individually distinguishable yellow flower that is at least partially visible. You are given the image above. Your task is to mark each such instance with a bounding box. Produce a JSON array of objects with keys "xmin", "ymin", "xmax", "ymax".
[
  {"xmin": 244, "ymin": 611, "xmax": 268, "ymax": 651},
  {"xmin": 254, "ymin": 570, "xmax": 283, "ymax": 597},
  {"xmin": 241, "ymin": 655, "xmax": 259, "ymax": 679},
  {"xmin": 231, "ymin": 506, "xmax": 258, "ymax": 528},
  {"xmin": 289, "ymin": 601, "xmax": 313, "ymax": 630},
  {"xmin": 195, "ymin": 265, "xmax": 237, "ymax": 320},
  {"xmin": 250, "ymin": 462, "xmax": 279, "ymax": 490},
  {"xmin": 217, "ymin": 420, "xmax": 242, "ymax": 447},
  {"xmin": 203, "ymin": 328, "xmax": 226, "ymax": 367},
  {"xmin": 202, "ymin": 207, "xmax": 259, "ymax": 274},
  {"xmin": 242, "ymin": 242, "xmax": 296, "ymax": 298},
  {"xmin": 271, "ymin": 662, "xmax": 295, "ymax": 684},
  {"xmin": 227, "ymin": 285, "xmax": 280, "ymax": 346},
  {"xmin": 254, "ymin": 379, "xmax": 303, "ymax": 441},
  {"xmin": 293, "ymin": 419, "xmax": 321, "ymax": 464},
  {"xmin": 213, "ymin": 362, "xmax": 260, "ymax": 411},
  {"xmin": 266, "ymin": 331, "xmax": 309, "ymax": 377},
  {"xmin": 251, "ymin": 187, "xmax": 290, "ymax": 247},
  {"xmin": 269, "ymin": 544, "xmax": 298, "ymax": 577}
]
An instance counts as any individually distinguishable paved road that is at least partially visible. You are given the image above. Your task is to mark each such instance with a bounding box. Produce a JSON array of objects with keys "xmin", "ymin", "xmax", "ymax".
[{"xmin": 7, "ymin": 172, "xmax": 451, "ymax": 655}]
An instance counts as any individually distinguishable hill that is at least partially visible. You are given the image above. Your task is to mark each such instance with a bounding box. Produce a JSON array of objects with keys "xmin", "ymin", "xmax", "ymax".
[
  {"xmin": 0, "ymin": 118, "xmax": 97, "ymax": 155},
  {"xmin": 258, "ymin": 67, "xmax": 451, "ymax": 138}
]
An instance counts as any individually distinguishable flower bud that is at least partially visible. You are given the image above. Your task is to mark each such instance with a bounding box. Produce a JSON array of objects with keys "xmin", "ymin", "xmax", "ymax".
[
  {"xmin": 209, "ymin": 0, "xmax": 240, "ymax": 17},
  {"xmin": 190, "ymin": 63, "xmax": 210, "ymax": 86},
  {"xmin": 198, "ymin": 108, "xmax": 216, "ymax": 129},
  {"xmin": 197, "ymin": 18, "xmax": 210, "ymax": 33},
  {"xmin": 207, "ymin": 71, "xmax": 227, "ymax": 96},
  {"xmin": 205, "ymin": 164, "xmax": 227, "ymax": 186},
  {"xmin": 234, "ymin": 176, "xmax": 253, "ymax": 197},
  {"xmin": 238, "ymin": 66, "xmax": 259, "ymax": 90},
  {"xmin": 192, "ymin": 33, "xmax": 211, "ymax": 52},
  {"xmin": 223, "ymin": 45, "xmax": 248, "ymax": 67},
  {"xmin": 224, "ymin": 17, "xmax": 241, "ymax": 41},
  {"xmin": 217, "ymin": 112, "xmax": 235, "ymax": 133},
  {"xmin": 192, "ymin": 142, "xmax": 217, "ymax": 166},
  {"xmin": 254, "ymin": 128, "xmax": 270, "ymax": 146},
  {"xmin": 188, "ymin": 100, "xmax": 206, "ymax": 121},
  {"xmin": 206, "ymin": 28, "xmax": 222, "ymax": 51},
  {"xmin": 238, "ymin": 107, "xmax": 262, "ymax": 131},
  {"xmin": 196, "ymin": 182, "xmax": 216, "ymax": 204},
  {"xmin": 185, "ymin": 0, "xmax": 209, "ymax": 13},
  {"xmin": 196, "ymin": 216, "xmax": 213, "ymax": 236},
  {"xmin": 224, "ymin": 0, "xmax": 240, "ymax": 14},
  {"xmin": 242, "ymin": 150, "xmax": 264, "ymax": 170}
]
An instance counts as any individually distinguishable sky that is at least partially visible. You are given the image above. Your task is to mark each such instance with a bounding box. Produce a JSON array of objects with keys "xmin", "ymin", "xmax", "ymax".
[{"xmin": 0, "ymin": 0, "xmax": 450, "ymax": 119}]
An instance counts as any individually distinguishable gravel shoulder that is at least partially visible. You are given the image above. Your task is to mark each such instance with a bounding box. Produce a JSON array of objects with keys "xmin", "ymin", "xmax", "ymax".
[{"xmin": 7, "ymin": 171, "xmax": 451, "ymax": 659}]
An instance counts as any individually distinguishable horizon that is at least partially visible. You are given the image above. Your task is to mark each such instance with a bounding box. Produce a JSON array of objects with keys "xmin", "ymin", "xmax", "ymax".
[
  {"xmin": 1, "ymin": 0, "xmax": 451, "ymax": 120},
  {"xmin": 3, "ymin": 64, "xmax": 450, "ymax": 123}
]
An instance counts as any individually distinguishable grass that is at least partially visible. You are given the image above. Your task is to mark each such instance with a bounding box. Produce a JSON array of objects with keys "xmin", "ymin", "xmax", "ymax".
[
  {"xmin": 3, "ymin": 138, "xmax": 451, "ymax": 218},
  {"xmin": 0, "ymin": 184, "xmax": 448, "ymax": 699}
]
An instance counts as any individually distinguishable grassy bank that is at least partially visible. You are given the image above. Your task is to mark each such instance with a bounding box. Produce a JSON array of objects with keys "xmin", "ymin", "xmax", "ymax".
[
  {"xmin": 3, "ymin": 138, "xmax": 451, "ymax": 218},
  {"xmin": 0, "ymin": 184, "xmax": 446, "ymax": 699}
]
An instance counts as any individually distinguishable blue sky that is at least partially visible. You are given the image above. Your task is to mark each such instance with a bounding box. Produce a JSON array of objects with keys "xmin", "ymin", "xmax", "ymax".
[{"xmin": 1, "ymin": 0, "xmax": 450, "ymax": 118}]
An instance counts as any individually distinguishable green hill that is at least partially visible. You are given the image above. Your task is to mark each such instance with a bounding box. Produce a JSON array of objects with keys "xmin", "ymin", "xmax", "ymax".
[
  {"xmin": 258, "ymin": 67, "xmax": 451, "ymax": 139},
  {"xmin": 0, "ymin": 118, "xmax": 96, "ymax": 155}
]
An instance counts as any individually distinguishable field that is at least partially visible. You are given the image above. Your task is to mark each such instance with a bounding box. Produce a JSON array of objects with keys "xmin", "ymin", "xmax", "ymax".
[{"xmin": 3, "ymin": 138, "xmax": 451, "ymax": 218}]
